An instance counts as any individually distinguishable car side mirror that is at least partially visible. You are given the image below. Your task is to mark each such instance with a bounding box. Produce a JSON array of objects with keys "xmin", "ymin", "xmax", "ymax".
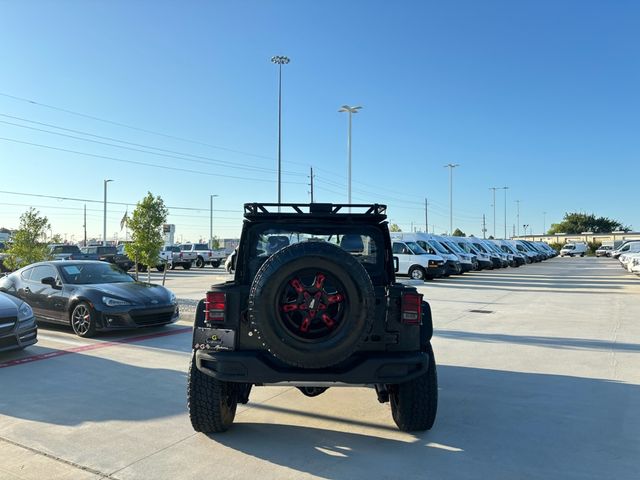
[
  {"xmin": 41, "ymin": 276, "xmax": 61, "ymax": 289},
  {"xmin": 393, "ymin": 256, "xmax": 399, "ymax": 272}
]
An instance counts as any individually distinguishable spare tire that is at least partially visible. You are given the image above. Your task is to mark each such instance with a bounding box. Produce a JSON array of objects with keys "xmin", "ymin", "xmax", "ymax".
[{"xmin": 248, "ymin": 241, "xmax": 375, "ymax": 369}]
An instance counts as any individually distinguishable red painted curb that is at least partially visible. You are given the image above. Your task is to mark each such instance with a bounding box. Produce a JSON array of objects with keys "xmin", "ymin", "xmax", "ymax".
[{"xmin": 0, "ymin": 326, "xmax": 192, "ymax": 369}]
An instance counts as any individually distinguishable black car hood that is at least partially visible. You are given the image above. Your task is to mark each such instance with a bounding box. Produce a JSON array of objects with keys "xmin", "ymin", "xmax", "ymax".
[
  {"xmin": 76, "ymin": 282, "xmax": 173, "ymax": 305},
  {"xmin": 0, "ymin": 292, "xmax": 21, "ymax": 318}
]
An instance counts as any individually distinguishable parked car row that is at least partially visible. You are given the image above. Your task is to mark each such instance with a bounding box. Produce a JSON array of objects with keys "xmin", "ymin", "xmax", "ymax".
[
  {"xmin": 388, "ymin": 232, "xmax": 557, "ymax": 281},
  {"xmin": 611, "ymin": 240, "xmax": 640, "ymax": 276},
  {"xmin": 0, "ymin": 260, "xmax": 180, "ymax": 351}
]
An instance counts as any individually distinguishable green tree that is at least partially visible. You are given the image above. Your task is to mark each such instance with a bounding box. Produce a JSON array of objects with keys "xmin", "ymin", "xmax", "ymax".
[
  {"xmin": 548, "ymin": 212, "xmax": 630, "ymax": 235},
  {"xmin": 124, "ymin": 192, "xmax": 168, "ymax": 282},
  {"xmin": 389, "ymin": 223, "xmax": 402, "ymax": 232},
  {"xmin": 5, "ymin": 208, "xmax": 51, "ymax": 270},
  {"xmin": 50, "ymin": 233, "xmax": 64, "ymax": 244},
  {"xmin": 452, "ymin": 228, "xmax": 466, "ymax": 237}
]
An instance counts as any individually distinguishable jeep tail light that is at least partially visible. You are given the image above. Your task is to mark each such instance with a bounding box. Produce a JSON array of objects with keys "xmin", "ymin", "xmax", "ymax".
[
  {"xmin": 401, "ymin": 292, "xmax": 422, "ymax": 325},
  {"xmin": 205, "ymin": 292, "xmax": 226, "ymax": 322},
  {"xmin": 179, "ymin": 252, "xmax": 184, "ymax": 259}
]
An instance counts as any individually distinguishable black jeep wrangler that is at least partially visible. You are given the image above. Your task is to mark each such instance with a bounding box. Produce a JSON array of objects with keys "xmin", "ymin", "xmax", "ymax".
[{"xmin": 188, "ymin": 203, "xmax": 437, "ymax": 432}]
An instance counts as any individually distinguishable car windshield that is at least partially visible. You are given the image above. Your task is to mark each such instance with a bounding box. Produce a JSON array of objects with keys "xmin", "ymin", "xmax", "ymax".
[
  {"xmin": 51, "ymin": 245, "xmax": 81, "ymax": 254},
  {"xmin": 442, "ymin": 240, "xmax": 463, "ymax": 254},
  {"xmin": 471, "ymin": 242, "xmax": 488, "ymax": 253},
  {"xmin": 427, "ymin": 239, "xmax": 448, "ymax": 255},
  {"xmin": 405, "ymin": 241, "xmax": 428, "ymax": 255},
  {"xmin": 59, "ymin": 262, "xmax": 134, "ymax": 284},
  {"xmin": 167, "ymin": 246, "xmax": 181, "ymax": 253},
  {"xmin": 564, "ymin": 245, "xmax": 575, "ymax": 250}
]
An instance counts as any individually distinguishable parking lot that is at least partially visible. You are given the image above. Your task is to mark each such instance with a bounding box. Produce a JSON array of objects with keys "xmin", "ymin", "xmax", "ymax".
[{"xmin": 1, "ymin": 258, "xmax": 639, "ymax": 479}]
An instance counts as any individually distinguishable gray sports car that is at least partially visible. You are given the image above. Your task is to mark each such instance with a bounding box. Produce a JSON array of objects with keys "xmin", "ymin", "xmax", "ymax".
[{"xmin": 0, "ymin": 261, "xmax": 179, "ymax": 337}]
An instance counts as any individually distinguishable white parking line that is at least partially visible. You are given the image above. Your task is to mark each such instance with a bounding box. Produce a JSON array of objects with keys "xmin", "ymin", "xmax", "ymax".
[{"xmin": 36, "ymin": 333, "xmax": 91, "ymax": 347}]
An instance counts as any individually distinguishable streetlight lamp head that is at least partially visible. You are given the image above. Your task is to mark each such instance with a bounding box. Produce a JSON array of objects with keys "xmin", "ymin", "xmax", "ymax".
[
  {"xmin": 271, "ymin": 55, "xmax": 290, "ymax": 64},
  {"xmin": 339, "ymin": 105, "xmax": 362, "ymax": 113}
]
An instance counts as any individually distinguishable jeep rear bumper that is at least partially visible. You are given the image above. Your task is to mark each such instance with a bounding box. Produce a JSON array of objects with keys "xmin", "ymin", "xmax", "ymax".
[{"xmin": 195, "ymin": 350, "xmax": 430, "ymax": 385}]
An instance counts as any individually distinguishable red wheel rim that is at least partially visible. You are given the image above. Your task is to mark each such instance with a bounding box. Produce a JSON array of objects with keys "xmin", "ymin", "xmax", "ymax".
[{"xmin": 278, "ymin": 269, "xmax": 347, "ymax": 341}]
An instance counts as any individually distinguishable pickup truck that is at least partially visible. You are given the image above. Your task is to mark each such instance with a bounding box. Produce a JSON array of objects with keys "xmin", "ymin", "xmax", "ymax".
[
  {"xmin": 48, "ymin": 244, "xmax": 83, "ymax": 260},
  {"xmin": 181, "ymin": 243, "xmax": 226, "ymax": 268},
  {"xmin": 79, "ymin": 245, "xmax": 135, "ymax": 271},
  {"xmin": 160, "ymin": 245, "xmax": 196, "ymax": 270}
]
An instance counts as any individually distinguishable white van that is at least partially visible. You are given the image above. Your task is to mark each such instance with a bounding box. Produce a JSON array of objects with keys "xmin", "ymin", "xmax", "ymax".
[
  {"xmin": 390, "ymin": 233, "xmax": 445, "ymax": 280},
  {"xmin": 560, "ymin": 242, "xmax": 587, "ymax": 257},
  {"xmin": 391, "ymin": 232, "xmax": 462, "ymax": 275},
  {"xmin": 612, "ymin": 241, "xmax": 640, "ymax": 259}
]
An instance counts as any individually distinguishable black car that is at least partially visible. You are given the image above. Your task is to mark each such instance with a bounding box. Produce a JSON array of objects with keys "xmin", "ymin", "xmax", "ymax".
[
  {"xmin": 0, "ymin": 291, "xmax": 37, "ymax": 352},
  {"xmin": 0, "ymin": 261, "xmax": 179, "ymax": 337}
]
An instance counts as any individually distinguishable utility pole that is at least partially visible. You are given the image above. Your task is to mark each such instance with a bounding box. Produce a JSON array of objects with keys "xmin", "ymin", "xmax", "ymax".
[
  {"xmin": 339, "ymin": 105, "xmax": 363, "ymax": 207},
  {"xmin": 83, "ymin": 204, "xmax": 87, "ymax": 247},
  {"xmin": 516, "ymin": 200, "xmax": 520, "ymax": 237},
  {"xmin": 309, "ymin": 166, "xmax": 315, "ymax": 203},
  {"xmin": 444, "ymin": 163, "xmax": 460, "ymax": 234},
  {"xmin": 103, "ymin": 179, "xmax": 113, "ymax": 246},
  {"xmin": 502, "ymin": 186, "xmax": 509, "ymax": 239},
  {"xmin": 271, "ymin": 55, "xmax": 290, "ymax": 205},
  {"xmin": 424, "ymin": 198, "xmax": 428, "ymax": 233},
  {"xmin": 482, "ymin": 214, "xmax": 487, "ymax": 239},
  {"xmin": 543, "ymin": 211, "xmax": 547, "ymax": 235},
  {"xmin": 209, "ymin": 194, "xmax": 219, "ymax": 249},
  {"xmin": 489, "ymin": 187, "xmax": 498, "ymax": 238}
]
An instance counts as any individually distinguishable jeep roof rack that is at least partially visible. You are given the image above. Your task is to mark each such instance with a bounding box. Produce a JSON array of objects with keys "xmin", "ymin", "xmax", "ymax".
[{"xmin": 243, "ymin": 203, "xmax": 387, "ymax": 221}]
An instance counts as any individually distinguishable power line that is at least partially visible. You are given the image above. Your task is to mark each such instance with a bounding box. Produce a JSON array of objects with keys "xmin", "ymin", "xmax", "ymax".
[
  {"xmin": 0, "ymin": 189, "xmax": 242, "ymax": 213},
  {"xmin": 0, "ymin": 91, "xmax": 276, "ymax": 161},
  {"xmin": 0, "ymin": 115, "xmax": 307, "ymax": 177},
  {"xmin": 0, "ymin": 137, "xmax": 300, "ymax": 185}
]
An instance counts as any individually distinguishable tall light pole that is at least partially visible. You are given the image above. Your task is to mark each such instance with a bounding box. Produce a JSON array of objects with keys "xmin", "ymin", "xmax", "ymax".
[
  {"xmin": 516, "ymin": 200, "xmax": 520, "ymax": 237},
  {"xmin": 210, "ymin": 194, "xmax": 219, "ymax": 249},
  {"xmin": 271, "ymin": 55, "xmax": 290, "ymax": 205},
  {"xmin": 103, "ymin": 179, "xmax": 113, "ymax": 246},
  {"xmin": 444, "ymin": 164, "xmax": 459, "ymax": 234},
  {"xmin": 338, "ymin": 105, "xmax": 362, "ymax": 205},
  {"xmin": 543, "ymin": 211, "xmax": 547, "ymax": 235},
  {"xmin": 489, "ymin": 187, "xmax": 498, "ymax": 238},
  {"xmin": 502, "ymin": 186, "xmax": 509, "ymax": 239}
]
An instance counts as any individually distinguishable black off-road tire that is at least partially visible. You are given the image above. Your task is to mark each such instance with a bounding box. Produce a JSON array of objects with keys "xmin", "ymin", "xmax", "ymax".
[
  {"xmin": 183, "ymin": 263, "xmax": 192, "ymax": 270},
  {"xmin": 195, "ymin": 257, "xmax": 205, "ymax": 268},
  {"xmin": 156, "ymin": 264, "xmax": 165, "ymax": 272},
  {"xmin": 187, "ymin": 354, "xmax": 237, "ymax": 433},
  {"xmin": 389, "ymin": 344, "xmax": 438, "ymax": 432},
  {"xmin": 211, "ymin": 260, "xmax": 221, "ymax": 268},
  {"xmin": 248, "ymin": 241, "xmax": 375, "ymax": 369},
  {"xmin": 408, "ymin": 265, "xmax": 426, "ymax": 281}
]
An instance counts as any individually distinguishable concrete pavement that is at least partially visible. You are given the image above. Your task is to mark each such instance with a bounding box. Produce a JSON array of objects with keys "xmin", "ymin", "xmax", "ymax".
[{"xmin": 0, "ymin": 258, "xmax": 638, "ymax": 479}]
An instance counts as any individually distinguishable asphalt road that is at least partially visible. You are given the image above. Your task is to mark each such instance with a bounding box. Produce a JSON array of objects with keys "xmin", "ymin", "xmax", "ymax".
[{"xmin": 1, "ymin": 258, "xmax": 638, "ymax": 479}]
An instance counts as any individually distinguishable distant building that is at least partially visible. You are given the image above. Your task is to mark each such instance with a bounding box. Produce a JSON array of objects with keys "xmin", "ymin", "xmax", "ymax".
[{"xmin": 517, "ymin": 231, "xmax": 640, "ymax": 247}]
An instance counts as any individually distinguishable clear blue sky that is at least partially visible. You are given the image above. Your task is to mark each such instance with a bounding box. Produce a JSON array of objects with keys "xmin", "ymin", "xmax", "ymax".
[{"xmin": 1, "ymin": 0, "xmax": 638, "ymax": 242}]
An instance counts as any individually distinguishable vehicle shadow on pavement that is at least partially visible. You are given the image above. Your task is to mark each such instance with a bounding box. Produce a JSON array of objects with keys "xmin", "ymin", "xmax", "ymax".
[
  {"xmin": 0, "ymin": 352, "xmax": 187, "ymax": 426},
  {"xmin": 34, "ymin": 322, "xmax": 193, "ymax": 354},
  {"xmin": 210, "ymin": 365, "xmax": 639, "ymax": 480},
  {"xmin": 436, "ymin": 330, "xmax": 640, "ymax": 353}
]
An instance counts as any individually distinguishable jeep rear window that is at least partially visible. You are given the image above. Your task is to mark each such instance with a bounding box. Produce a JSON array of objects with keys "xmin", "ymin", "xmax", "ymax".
[{"xmin": 245, "ymin": 226, "xmax": 385, "ymax": 283}]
